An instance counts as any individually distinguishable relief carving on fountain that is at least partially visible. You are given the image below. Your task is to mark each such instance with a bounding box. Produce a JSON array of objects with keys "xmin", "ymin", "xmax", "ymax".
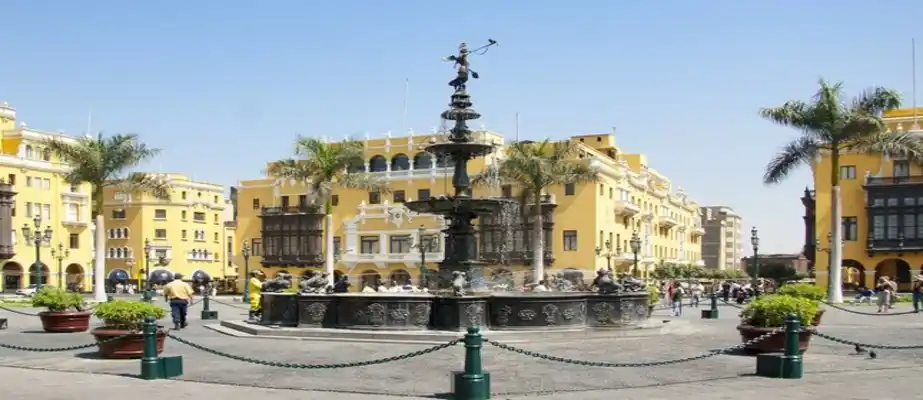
[
  {"xmin": 592, "ymin": 302, "xmax": 613, "ymax": 324},
  {"xmin": 412, "ymin": 304, "xmax": 430, "ymax": 326},
  {"xmin": 542, "ymin": 304, "xmax": 559, "ymax": 325},
  {"xmin": 303, "ymin": 302, "xmax": 327, "ymax": 324},
  {"xmin": 517, "ymin": 309, "xmax": 537, "ymax": 321},
  {"xmin": 464, "ymin": 303, "xmax": 484, "ymax": 326},
  {"xmin": 495, "ymin": 305, "xmax": 513, "ymax": 326}
]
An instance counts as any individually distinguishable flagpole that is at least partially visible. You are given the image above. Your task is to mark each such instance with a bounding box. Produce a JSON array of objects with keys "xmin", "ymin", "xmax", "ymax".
[
  {"xmin": 402, "ymin": 78, "xmax": 409, "ymax": 135},
  {"xmin": 912, "ymin": 38, "xmax": 918, "ymax": 129},
  {"xmin": 515, "ymin": 112, "xmax": 520, "ymax": 141}
]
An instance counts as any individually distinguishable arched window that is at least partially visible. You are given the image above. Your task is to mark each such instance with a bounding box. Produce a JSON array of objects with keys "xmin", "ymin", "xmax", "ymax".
[
  {"xmin": 108, "ymin": 248, "xmax": 115, "ymax": 258},
  {"xmin": 369, "ymin": 155, "xmax": 387, "ymax": 172},
  {"xmin": 116, "ymin": 248, "xmax": 123, "ymax": 258},
  {"xmin": 390, "ymin": 153, "xmax": 410, "ymax": 171},
  {"xmin": 436, "ymin": 154, "xmax": 453, "ymax": 168},
  {"xmin": 42, "ymin": 148, "xmax": 51, "ymax": 161},
  {"xmin": 348, "ymin": 160, "xmax": 366, "ymax": 173},
  {"xmin": 122, "ymin": 228, "xmax": 129, "ymax": 238},
  {"xmin": 25, "ymin": 145, "xmax": 33, "ymax": 159},
  {"xmin": 413, "ymin": 152, "xmax": 432, "ymax": 169}
]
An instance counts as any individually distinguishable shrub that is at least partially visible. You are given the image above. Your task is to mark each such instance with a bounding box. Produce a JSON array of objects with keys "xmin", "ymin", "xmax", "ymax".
[
  {"xmin": 777, "ymin": 283, "xmax": 826, "ymax": 302},
  {"xmin": 893, "ymin": 294, "xmax": 911, "ymax": 303},
  {"xmin": 32, "ymin": 286, "xmax": 85, "ymax": 312},
  {"xmin": 93, "ymin": 300, "xmax": 166, "ymax": 331},
  {"xmin": 740, "ymin": 295, "xmax": 818, "ymax": 327}
]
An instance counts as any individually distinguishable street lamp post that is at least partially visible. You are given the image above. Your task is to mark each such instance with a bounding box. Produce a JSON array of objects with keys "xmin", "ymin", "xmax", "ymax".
[
  {"xmin": 751, "ymin": 226, "xmax": 760, "ymax": 285},
  {"xmin": 242, "ymin": 243, "xmax": 251, "ymax": 302},
  {"xmin": 413, "ymin": 225, "xmax": 436, "ymax": 289},
  {"xmin": 629, "ymin": 232, "xmax": 642, "ymax": 278},
  {"xmin": 595, "ymin": 240, "xmax": 618, "ymax": 272},
  {"xmin": 142, "ymin": 238, "xmax": 153, "ymax": 302},
  {"xmin": 21, "ymin": 215, "xmax": 52, "ymax": 287},
  {"xmin": 50, "ymin": 243, "xmax": 69, "ymax": 290}
]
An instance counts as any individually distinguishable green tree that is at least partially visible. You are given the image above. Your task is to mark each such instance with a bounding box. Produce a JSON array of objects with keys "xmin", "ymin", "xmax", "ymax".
[
  {"xmin": 43, "ymin": 134, "xmax": 170, "ymax": 301},
  {"xmin": 760, "ymin": 79, "xmax": 923, "ymax": 303},
  {"xmin": 746, "ymin": 262, "xmax": 802, "ymax": 284},
  {"xmin": 473, "ymin": 140, "xmax": 599, "ymax": 282},
  {"xmin": 266, "ymin": 137, "xmax": 387, "ymax": 281}
]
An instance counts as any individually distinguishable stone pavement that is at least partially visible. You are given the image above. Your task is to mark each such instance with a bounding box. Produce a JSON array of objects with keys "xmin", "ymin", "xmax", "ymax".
[{"xmin": 1, "ymin": 299, "xmax": 922, "ymax": 398}]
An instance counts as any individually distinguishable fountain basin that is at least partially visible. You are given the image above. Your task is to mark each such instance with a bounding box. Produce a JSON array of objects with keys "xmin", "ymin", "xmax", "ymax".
[
  {"xmin": 259, "ymin": 291, "xmax": 650, "ymax": 332},
  {"xmin": 404, "ymin": 196, "xmax": 512, "ymax": 216}
]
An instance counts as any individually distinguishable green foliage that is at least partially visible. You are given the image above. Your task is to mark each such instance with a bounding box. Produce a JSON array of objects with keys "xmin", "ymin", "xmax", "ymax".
[
  {"xmin": 777, "ymin": 283, "xmax": 826, "ymax": 302},
  {"xmin": 893, "ymin": 294, "xmax": 911, "ymax": 303},
  {"xmin": 651, "ymin": 263, "xmax": 747, "ymax": 280},
  {"xmin": 32, "ymin": 286, "xmax": 86, "ymax": 312},
  {"xmin": 93, "ymin": 300, "xmax": 166, "ymax": 331},
  {"xmin": 745, "ymin": 262, "xmax": 801, "ymax": 283},
  {"xmin": 740, "ymin": 295, "xmax": 818, "ymax": 328}
]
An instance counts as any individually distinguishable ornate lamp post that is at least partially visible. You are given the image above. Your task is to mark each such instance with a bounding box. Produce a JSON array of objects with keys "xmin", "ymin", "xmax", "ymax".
[
  {"xmin": 629, "ymin": 232, "xmax": 642, "ymax": 278},
  {"xmin": 50, "ymin": 243, "xmax": 69, "ymax": 290},
  {"xmin": 751, "ymin": 226, "xmax": 760, "ymax": 285},
  {"xmin": 21, "ymin": 215, "xmax": 52, "ymax": 287},
  {"xmin": 413, "ymin": 225, "xmax": 437, "ymax": 289},
  {"xmin": 816, "ymin": 232, "xmax": 844, "ymax": 253},
  {"xmin": 242, "ymin": 242, "xmax": 251, "ymax": 302},
  {"xmin": 126, "ymin": 258, "xmax": 135, "ymax": 288},
  {"xmin": 142, "ymin": 238, "xmax": 153, "ymax": 302},
  {"xmin": 595, "ymin": 240, "xmax": 618, "ymax": 272}
]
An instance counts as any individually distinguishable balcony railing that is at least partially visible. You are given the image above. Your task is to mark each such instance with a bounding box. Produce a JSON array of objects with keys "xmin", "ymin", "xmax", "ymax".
[
  {"xmin": 865, "ymin": 175, "xmax": 923, "ymax": 186},
  {"xmin": 260, "ymin": 205, "xmax": 323, "ymax": 216},
  {"xmin": 261, "ymin": 254, "xmax": 325, "ymax": 266},
  {"xmin": 480, "ymin": 249, "xmax": 554, "ymax": 265}
]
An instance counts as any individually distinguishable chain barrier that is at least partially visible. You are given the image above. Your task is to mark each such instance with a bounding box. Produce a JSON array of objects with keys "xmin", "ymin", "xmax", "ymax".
[
  {"xmin": 0, "ymin": 305, "xmax": 41, "ymax": 316},
  {"xmin": 166, "ymin": 332, "xmax": 459, "ymax": 368},
  {"xmin": 0, "ymin": 332, "xmax": 138, "ymax": 352},
  {"xmin": 810, "ymin": 329, "xmax": 923, "ymax": 350},
  {"xmin": 209, "ymin": 298, "xmax": 249, "ymax": 310},
  {"xmin": 719, "ymin": 298, "xmax": 745, "ymax": 309},
  {"xmin": 484, "ymin": 329, "xmax": 780, "ymax": 367},
  {"xmin": 820, "ymin": 301, "xmax": 918, "ymax": 316}
]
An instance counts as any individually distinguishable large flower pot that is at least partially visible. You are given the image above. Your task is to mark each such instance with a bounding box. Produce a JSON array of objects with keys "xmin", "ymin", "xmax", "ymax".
[
  {"xmin": 737, "ymin": 324, "xmax": 813, "ymax": 355},
  {"xmin": 811, "ymin": 309, "xmax": 825, "ymax": 326},
  {"xmin": 38, "ymin": 311, "xmax": 92, "ymax": 333},
  {"xmin": 91, "ymin": 327, "xmax": 165, "ymax": 359}
]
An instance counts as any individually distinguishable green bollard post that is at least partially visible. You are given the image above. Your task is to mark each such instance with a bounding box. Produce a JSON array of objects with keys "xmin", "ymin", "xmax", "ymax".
[
  {"xmin": 141, "ymin": 289, "xmax": 153, "ymax": 303},
  {"xmin": 139, "ymin": 316, "xmax": 161, "ymax": 380},
  {"xmin": 755, "ymin": 313, "xmax": 804, "ymax": 379},
  {"xmin": 453, "ymin": 326, "xmax": 490, "ymax": 400},
  {"xmin": 780, "ymin": 314, "xmax": 804, "ymax": 378},
  {"xmin": 200, "ymin": 291, "xmax": 218, "ymax": 320},
  {"xmin": 701, "ymin": 293, "xmax": 719, "ymax": 319},
  {"xmin": 107, "ymin": 295, "xmax": 113, "ymax": 303}
]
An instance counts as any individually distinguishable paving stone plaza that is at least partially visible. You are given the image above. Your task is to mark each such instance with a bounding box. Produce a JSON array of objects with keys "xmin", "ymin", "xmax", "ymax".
[{"xmin": 2, "ymin": 298, "xmax": 922, "ymax": 399}]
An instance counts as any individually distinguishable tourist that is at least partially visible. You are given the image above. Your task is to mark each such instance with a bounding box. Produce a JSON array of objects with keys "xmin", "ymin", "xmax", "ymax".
[
  {"xmin": 671, "ymin": 282, "xmax": 685, "ymax": 316},
  {"xmin": 854, "ymin": 286, "xmax": 873, "ymax": 305},
  {"xmin": 913, "ymin": 275, "xmax": 923, "ymax": 313},
  {"xmin": 876, "ymin": 276, "xmax": 894, "ymax": 313},
  {"xmin": 691, "ymin": 281, "xmax": 704, "ymax": 307},
  {"xmin": 163, "ymin": 273, "xmax": 195, "ymax": 330},
  {"xmin": 248, "ymin": 271, "xmax": 265, "ymax": 321}
]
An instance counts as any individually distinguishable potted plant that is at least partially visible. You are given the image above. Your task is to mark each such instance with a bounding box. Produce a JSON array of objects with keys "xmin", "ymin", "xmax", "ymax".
[
  {"xmin": 777, "ymin": 283, "xmax": 826, "ymax": 324},
  {"xmin": 737, "ymin": 294, "xmax": 817, "ymax": 354},
  {"xmin": 32, "ymin": 286, "xmax": 91, "ymax": 333},
  {"xmin": 91, "ymin": 300, "xmax": 167, "ymax": 359},
  {"xmin": 646, "ymin": 285, "xmax": 660, "ymax": 316}
]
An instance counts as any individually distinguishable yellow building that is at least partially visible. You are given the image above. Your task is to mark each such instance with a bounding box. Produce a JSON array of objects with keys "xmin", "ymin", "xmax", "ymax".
[
  {"xmin": 233, "ymin": 131, "xmax": 704, "ymax": 291},
  {"xmin": 814, "ymin": 108, "xmax": 923, "ymax": 292},
  {"xmin": 101, "ymin": 174, "xmax": 236, "ymax": 288},
  {"xmin": 0, "ymin": 101, "xmax": 95, "ymax": 292}
]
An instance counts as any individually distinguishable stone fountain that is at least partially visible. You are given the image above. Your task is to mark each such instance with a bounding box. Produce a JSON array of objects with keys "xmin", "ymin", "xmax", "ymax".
[{"xmin": 234, "ymin": 41, "xmax": 652, "ymax": 338}]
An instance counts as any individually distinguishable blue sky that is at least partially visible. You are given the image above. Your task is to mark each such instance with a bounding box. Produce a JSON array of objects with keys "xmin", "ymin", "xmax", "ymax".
[{"xmin": 2, "ymin": 1, "xmax": 922, "ymax": 253}]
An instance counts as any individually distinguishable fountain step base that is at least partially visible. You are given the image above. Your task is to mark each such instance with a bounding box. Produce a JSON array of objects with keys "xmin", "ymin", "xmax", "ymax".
[{"xmin": 211, "ymin": 319, "xmax": 675, "ymax": 345}]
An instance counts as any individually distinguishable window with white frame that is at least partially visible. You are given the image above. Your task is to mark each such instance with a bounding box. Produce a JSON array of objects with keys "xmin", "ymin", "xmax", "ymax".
[{"xmin": 66, "ymin": 203, "xmax": 79, "ymax": 222}]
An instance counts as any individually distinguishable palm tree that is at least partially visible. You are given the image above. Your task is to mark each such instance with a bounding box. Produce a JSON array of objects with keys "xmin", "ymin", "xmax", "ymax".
[
  {"xmin": 474, "ymin": 139, "xmax": 599, "ymax": 283},
  {"xmin": 43, "ymin": 134, "xmax": 170, "ymax": 302},
  {"xmin": 266, "ymin": 137, "xmax": 388, "ymax": 284},
  {"xmin": 760, "ymin": 79, "xmax": 923, "ymax": 303}
]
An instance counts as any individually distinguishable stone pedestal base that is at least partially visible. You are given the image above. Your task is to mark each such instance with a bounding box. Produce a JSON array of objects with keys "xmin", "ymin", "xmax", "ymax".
[
  {"xmin": 0, "ymin": 317, "xmax": 7, "ymax": 330},
  {"xmin": 200, "ymin": 310, "xmax": 219, "ymax": 320},
  {"xmin": 701, "ymin": 309, "xmax": 718, "ymax": 319},
  {"xmin": 755, "ymin": 352, "xmax": 803, "ymax": 379}
]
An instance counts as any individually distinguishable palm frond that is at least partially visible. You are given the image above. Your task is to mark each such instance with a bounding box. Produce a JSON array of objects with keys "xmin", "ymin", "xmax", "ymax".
[
  {"xmin": 109, "ymin": 172, "xmax": 172, "ymax": 200},
  {"xmin": 764, "ymin": 136, "xmax": 820, "ymax": 185},
  {"xmin": 852, "ymin": 87, "xmax": 902, "ymax": 116},
  {"xmin": 850, "ymin": 133, "xmax": 923, "ymax": 165}
]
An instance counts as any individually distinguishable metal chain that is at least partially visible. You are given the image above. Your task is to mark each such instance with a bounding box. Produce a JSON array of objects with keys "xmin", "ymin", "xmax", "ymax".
[
  {"xmin": 0, "ymin": 305, "xmax": 40, "ymax": 316},
  {"xmin": 484, "ymin": 329, "xmax": 781, "ymax": 367},
  {"xmin": 209, "ymin": 298, "xmax": 249, "ymax": 309},
  {"xmin": 0, "ymin": 332, "xmax": 137, "ymax": 352},
  {"xmin": 820, "ymin": 301, "xmax": 917, "ymax": 316},
  {"xmin": 810, "ymin": 329, "xmax": 923, "ymax": 350},
  {"xmin": 166, "ymin": 333, "xmax": 459, "ymax": 368}
]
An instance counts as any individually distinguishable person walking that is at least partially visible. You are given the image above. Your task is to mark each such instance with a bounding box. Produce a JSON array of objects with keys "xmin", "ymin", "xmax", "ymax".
[
  {"xmin": 913, "ymin": 275, "xmax": 923, "ymax": 313},
  {"xmin": 162, "ymin": 273, "xmax": 195, "ymax": 330},
  {"xmin": 671, "ymin": 282, "xmax": 685, "ymax": 316},
  {"xmin": 876, "ymin": 276, "xmax": 894, "ymax": 313}
]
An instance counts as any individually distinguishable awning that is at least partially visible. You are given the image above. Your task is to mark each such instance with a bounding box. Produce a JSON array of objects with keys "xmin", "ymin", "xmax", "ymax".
[
  {"xmin": 108, "ymin": 269, "xmax": 129, "ymax": 280},
  {"xmin": 149, "ymin": 269, "xmax": 173, "ymax": 284},
  {"xmin": 192, "ymin": 270, "xmax": 211, "ymax": 282}
]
